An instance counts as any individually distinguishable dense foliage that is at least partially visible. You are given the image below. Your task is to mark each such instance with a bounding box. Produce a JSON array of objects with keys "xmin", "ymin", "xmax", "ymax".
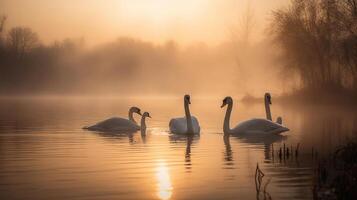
[{"xmin": 271, "ymin": 0, "xmax": 357, "ymax": 91}]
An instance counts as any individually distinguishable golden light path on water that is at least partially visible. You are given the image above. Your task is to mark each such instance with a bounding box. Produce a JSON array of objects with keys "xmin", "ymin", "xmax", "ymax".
[
  {"xmin": 156, "ymin": 160, "xmax": 173, "ymax": 200},
  {"xmin": 1, "ymin": 98, "xmax": 355, "ymax": 200}
]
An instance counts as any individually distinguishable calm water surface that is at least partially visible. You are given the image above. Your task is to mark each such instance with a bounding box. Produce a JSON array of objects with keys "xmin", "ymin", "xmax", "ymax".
[{"xmin": 0, "ymin": 97, "xmax": 356, "ymax": 200}]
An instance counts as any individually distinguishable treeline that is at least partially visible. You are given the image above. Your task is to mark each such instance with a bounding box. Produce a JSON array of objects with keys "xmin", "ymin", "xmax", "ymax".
[
  {"xmin": 0, "ymin": 15, "xmax": 250, "ymax": 95},
  {"xmin": 0, "ymin": 22, "xmax": 84, "ymax": 94},
  {"xmin": 0, "ymin": 16, "xmax": 187, "ymax": 95},
  {"xmin": 271, "ymin": 0, "xmax": 357, "ymax": 93},
  {"xmin": 6, "ymin": 0, "xmax": 356, "ymax": 98}
]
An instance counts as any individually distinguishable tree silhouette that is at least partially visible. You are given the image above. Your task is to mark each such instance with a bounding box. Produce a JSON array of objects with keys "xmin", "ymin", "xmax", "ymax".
[
  {"xmin": 7, "ymin": 27, "xmax": 39, "ymax": 58},
  {"xmin": 271, "ymin": 0, "xmax": 357, "ymax": 92}
]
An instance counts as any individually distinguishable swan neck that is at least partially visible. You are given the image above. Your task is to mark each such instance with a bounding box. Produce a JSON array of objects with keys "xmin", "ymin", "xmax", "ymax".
[
  {"xmin": 184, "ymin": 101, "xmax": 194, "ymax": 133},
  {"xmin": 265, "ymin": 99, "xmax": 272, "ymax": 121},
  {"xmin": 224, "ymin": 102, "xmax": 233, "ymax": 135},
  {"xmin": 140, "ymin": 116, "xmax": 146, "ymax": 130},
  {"xmin": 128, "ymin": 109, "xmax": 136, "ymax": 124}
]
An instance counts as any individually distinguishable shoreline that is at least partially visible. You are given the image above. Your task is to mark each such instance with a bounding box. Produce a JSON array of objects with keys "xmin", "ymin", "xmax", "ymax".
[{"xmin": 241, "ymin": 88, "xmax": 357, "ymax": 106}]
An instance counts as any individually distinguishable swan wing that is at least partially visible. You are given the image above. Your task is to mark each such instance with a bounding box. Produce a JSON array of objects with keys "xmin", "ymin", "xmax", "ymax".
[
  {"xmin": 169, "ymin": 116, "xmax": 200, "ymax": 134},
  {"xmin": 232, "ymin": 118, "xmax": 289, "ymax": 135},
  {"xmin": 169, "ymin": 118, "xmax": 187, "ymax": 134},
  {"xmin": 85, "ymin": 117, "xmax": 140, "ymax": 132},
  {"xmin": 191, "ymin": 116, "xmax": 201, "ymax": 134}
]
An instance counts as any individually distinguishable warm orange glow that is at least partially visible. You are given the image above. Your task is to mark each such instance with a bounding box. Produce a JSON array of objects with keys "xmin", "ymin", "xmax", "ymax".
[
  {"xmin": 122, "ymin": 0, "xmax": 199, "ymax": 25},
  {"xmin": 2, "ymin": 0, "xmax": 288, "ymax": 46},
  {"xmin": 155, "ymin": 160, "xmax": 173, "ymax": 200}
]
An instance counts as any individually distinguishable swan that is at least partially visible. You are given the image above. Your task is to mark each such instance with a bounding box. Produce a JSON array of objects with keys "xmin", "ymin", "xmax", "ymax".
[
  {"xmin": 169, "ymin": 94, "xmax": 200, "ymax": 134},
  {"xmin": 264, "ymin": 93, "xmax": 283, "ymax": 125},
  {"xmin": 83, "ymin": 106, "xmax": 142, "ymax": 132},
  {"xmin": 221, "ymin": 96, "xmax": 289, "ymax": 135},
  {"xmin": 140, "ymin": 112, "xmax": 151, "ymax": 131},
  {"xmin": 92, "ymin": 112, "xmax": 151, "ymax": 143}
]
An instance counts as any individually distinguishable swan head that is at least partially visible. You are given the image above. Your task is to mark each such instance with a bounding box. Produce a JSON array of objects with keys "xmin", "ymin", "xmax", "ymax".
[
  {"xmin": 221, "ymin": 96, "xmax": 233, "ymax": 108},
  {"xmin": 264, "ymin": 93, "xmax": 272, "ymax": 104},
  {"xmin": 184, "ymin": 94, "xmax": 191, "ymax": 104},
  {"xmin": 142, "ymin": 112, "xmax": 151, "ymax": 118},
  {"xmin": 130, "ymin": 106, "xmax": 142, "ymax": 116}
]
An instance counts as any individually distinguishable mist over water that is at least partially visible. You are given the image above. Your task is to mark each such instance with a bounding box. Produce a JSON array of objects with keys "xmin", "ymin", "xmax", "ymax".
[
  {"xmin": 0, "ymin": 37, "xmax": 282, "ymax": 96},
  {"xmin": 0, "ymin": 98, "xmax": 355, "ymax": 200},
  {"xmin": 1, "ymin": 0, "xmax": 357, "ymax": 199}
]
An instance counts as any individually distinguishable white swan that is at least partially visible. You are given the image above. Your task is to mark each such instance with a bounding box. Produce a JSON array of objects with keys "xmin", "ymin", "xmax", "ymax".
[
  {"xmin": 264, "ymin": 93, "xmax": 283, "ymax": 124},
  {"xmin": 221, "ymin": 96, "xmax": 289, "ymax": 135},
  {"xmin": 169, "ymin": 95, "xmax": 200, "ymax": 134},
  {"xmin": 140, "ymin": 112, "xmax": 151, "ymax": 131},
  {"xmin": 83, "ymin": 106, "xmax": 142, "ymax": 132}
]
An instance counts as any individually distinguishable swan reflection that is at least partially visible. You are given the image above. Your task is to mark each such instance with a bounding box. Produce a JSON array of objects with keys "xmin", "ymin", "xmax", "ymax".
[
  {"xmin": 223, "ymin": 135, "xmax": 233, "ymax": 162},
  {"xmin": 156, "ymin": 161, "xmax": 173, "ymax": 200},
  {"xmin": 185, "ymin": 135, "xmax": 194, "ymax": 172},
  {"xmin": 229, "ymin": 133, "xmax": 286, "ymax": 160},
  {"xmin": 169, "ymin": 134, "xmax": 199, "ymax": 172},
  {"xmin": 92, "ymin": 130, "xmax": 148, "ymax": 144}
]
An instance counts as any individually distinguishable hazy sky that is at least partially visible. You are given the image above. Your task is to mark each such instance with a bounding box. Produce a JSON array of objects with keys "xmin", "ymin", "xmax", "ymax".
[{"xmin": 1, "ymin": 0, "xmax": 287, "ymax": 46}]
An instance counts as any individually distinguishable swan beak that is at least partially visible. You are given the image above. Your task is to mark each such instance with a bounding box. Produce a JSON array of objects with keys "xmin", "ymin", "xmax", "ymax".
[
  {"xmin": 138, "ymin": 111, "xmax": 142, "ymax": 116},
  {"xmin": 220, "ymin": 103, "xmax": 225, "ymax": 108}
]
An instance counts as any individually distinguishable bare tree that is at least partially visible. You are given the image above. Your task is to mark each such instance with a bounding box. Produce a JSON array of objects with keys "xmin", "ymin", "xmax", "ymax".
[
  {"xmin": 7, "ymin": 27, "xmax": 39, "ymax": 57},
  {"xmin": 0, "ymin": 16, "xmax": 6, "ymax": 31},
  {"xmin": 230, "ymin": 2, "xmax": 256, "ymax": 48},
  {"xmin": 239, "ymin": 3, "xmax": 255, "ymax": 48},
  {"xmin": 0, "ymin": 15, "xmax": 7, "ymax": 47},
  {"xmin": 229, "ymin": 2, "xmax": 256, "ymax": 90}
]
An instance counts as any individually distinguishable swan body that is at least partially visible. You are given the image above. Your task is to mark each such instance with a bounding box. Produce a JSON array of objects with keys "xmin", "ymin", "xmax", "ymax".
[
  {"xmin": 264, "ymin": 93, "xmax": 283, "ymax": 125},
  {"xmin": 84, "ymin": 117, "xmax": 140, "ymax": 132},
  {"xmin": 222, "ymin": 96, "xmax": 289, "ymax": 135},
  {"xmin": 169, "ymin": 116, "xmax": 200, "ymax": 134},
  {"xmin": 83, "ymin": 106, "xmax": 142, "ymax": 132},
  {"xmin": 230, "ymin": 118, "xmax": 289, "ymax": 135},
  {"xmin": 169, "ymin": 95, "xmax": 200, "ymax": 134}
]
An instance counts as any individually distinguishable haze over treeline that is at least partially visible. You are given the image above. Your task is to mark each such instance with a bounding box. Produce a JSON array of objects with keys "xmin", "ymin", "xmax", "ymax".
[
  {"xmin": 0, "ymin": 29, "xmax": 279, "ymax": 96},
  {"xmin": 271, "ymin": 0, "xmax": 357, "ymax": 98},
  {"xmin": 0, "ymin": 0, "xmax": 356, "ymax": 100},
  {"xmin": 0, "ymin": 1, "xmax": 281, "ymax": 96}
]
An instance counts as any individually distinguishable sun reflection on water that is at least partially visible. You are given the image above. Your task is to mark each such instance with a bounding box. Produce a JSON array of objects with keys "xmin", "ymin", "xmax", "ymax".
[{"xmin": 156, "ymin": 160, "xmax": 173, "ymax": 200}]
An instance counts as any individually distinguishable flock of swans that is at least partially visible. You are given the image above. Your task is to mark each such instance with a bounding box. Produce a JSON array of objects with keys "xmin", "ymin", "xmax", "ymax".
[{"xmin": 84, "ymin": 93, "xmax": 289, "ymax": 136}]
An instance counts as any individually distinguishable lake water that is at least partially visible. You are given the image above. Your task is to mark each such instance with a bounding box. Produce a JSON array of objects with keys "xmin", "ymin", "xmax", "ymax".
[{"xmin": 0, "ymin": 97, "xmax": 356, "ymax": 200}]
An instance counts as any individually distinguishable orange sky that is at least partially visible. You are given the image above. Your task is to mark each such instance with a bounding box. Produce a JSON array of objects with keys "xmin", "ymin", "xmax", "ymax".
[{"xmin": 1, "ymin": 0, "xmax": 287, "ymax": 46}]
